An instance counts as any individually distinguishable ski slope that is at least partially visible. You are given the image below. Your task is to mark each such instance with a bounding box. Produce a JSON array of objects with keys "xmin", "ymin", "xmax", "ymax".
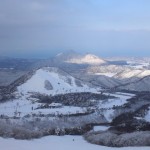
[
  {"xmin": 0, "ymin": 135, "xmax": 150, "ymax": 150},
  {"xmin": 17, "ymin": 67, "xmax": 98, "ymax": 96}
]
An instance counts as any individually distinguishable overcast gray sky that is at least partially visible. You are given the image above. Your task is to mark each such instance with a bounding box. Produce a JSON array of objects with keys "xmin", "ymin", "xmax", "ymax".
[{"xmin": 0, "ymin": 0, "xmax": 150, "ymax": 58}]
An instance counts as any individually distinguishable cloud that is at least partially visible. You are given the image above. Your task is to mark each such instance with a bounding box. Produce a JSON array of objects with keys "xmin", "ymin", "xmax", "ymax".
[{"xmin": 0, "ymin": 0, "xmax": 150, "ymax": 57}]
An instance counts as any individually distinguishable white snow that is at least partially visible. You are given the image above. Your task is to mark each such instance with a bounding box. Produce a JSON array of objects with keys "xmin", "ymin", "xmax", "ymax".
[
  {"xmin": 127, "ymin": 61, "xmax": 149, "ymax": 69},
  {"xmin": 0, "ymin": 135, "xmax": 150, "ymax": 150},
  {"xmin": 0, "ymin": 91, "xmax": 134, "ymax": 121},
  {"xmin": 94, "ymin": 73, "xmax": 116, "ymax": 77},
  {"xmin": 115, "ymin": 69, "xmax": 150, "ymax": 79},
  {"xmin": 93, "ymin": 125, "xmax": 110, "ymax": 131},
  {"xmin": 0, "ymin": 98, "xmax": 87, "ymax": 117},
  {"xmin": 98, "ymin": 92, "xmax": 135, "ymax": 122},
  {"xmin": 116, "ymin": 70, "xmax": 141, "ymax": 79},
  {"xmin": 144, "ymin": 107, "xmax": 150, "ymax": 122},
  {"xmin": 17, "ymin": 67, "xmax": 98, "ymax": 96},
  {"xmin": 66, "ymin": 54, "xmax": 106, "ymax": 65},
  {"xmin": 2, "ymin": 67, "xmax": 101, "ymax": 117},
  {"xmin": 34, "ymin": 106, "xmax": 87, "ymax": 115},
  {"xmin": 0, "ymin": 99, "xmax": 37, "ymax": 117}
]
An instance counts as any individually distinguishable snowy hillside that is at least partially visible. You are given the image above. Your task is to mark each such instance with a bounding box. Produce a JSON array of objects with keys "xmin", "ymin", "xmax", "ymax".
[
  {"xmin": 83, "ymin": 62, "xmax": 150, "ymax": 91},
  {"xmin": 1, "ymin": 54, "xmax": 150, "ymax": 148},
  {"xmin": 114, "ymin": 69, "xmax": 150, "ymax": 79},
  {"xmin": 17, "ymin": 67, "xmax": 98, "ymax": 96},
  {"xmin": 118, "ymin": 75, "xmax": 150, "ymax": 91},
  {"xmin": 74, "ymin": 73, "xmax": 120, "ymax": 89}
]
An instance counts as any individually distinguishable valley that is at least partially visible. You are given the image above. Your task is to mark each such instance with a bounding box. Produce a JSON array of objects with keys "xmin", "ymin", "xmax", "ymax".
[{"xmin": 0, "ymin": 52, "xmax": 150, "ymax": 148}]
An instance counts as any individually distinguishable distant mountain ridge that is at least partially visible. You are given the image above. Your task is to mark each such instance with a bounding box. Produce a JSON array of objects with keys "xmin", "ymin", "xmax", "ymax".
[
  {"xmin": 55, "ymin": 50, "xmax": 107, "ymax": 65},
  {"xmin": 1, "ymin": 50, "xmax": 150, "ymax": 92}
]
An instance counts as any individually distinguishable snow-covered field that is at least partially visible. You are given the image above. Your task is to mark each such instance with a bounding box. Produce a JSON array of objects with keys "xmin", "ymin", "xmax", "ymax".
[
  {"xmin": 98, "ymin": 92, "xmax": 135, "ymax": 122},
  {"xmin": 0, "ymin": 91, "xmax": 135, "ymax": 120},
  {"xmin": 0, "ymin": 98, "xmax": 87, "ymax": 117},
  {"xmin": 0, "ymin": 135, "xmax": 150, "ymax": 150}
]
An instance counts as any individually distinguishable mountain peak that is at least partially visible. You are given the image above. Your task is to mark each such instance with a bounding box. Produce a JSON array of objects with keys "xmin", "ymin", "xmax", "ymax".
[
  {"xmin": 81, "ymin": 54, "xmax": 106, "ymax": 64},
  {"xmin": 55, "ymin": 51, "xmax": 106, "ymax": 65},
  {"xmin": 64, "ymin": 53, "xmax": 106, "ymax": 65},
  {"xmin": 16, "ymin": 67, "xmax": 97, "ymax": 96}
]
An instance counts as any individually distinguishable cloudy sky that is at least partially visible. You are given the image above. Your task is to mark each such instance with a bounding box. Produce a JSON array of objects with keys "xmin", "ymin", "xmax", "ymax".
[{"xmin": 0, "ymin": 0, "xmax": 150, "ymax": 58}]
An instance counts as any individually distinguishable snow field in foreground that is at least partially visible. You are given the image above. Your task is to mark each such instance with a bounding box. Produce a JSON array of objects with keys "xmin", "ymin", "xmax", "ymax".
[{"xmin": 0, "ymin": 135, "xmax": 150, "ymax": 150}]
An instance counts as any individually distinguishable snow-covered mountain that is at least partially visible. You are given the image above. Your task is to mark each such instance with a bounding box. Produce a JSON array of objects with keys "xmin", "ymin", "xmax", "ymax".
[
  {"xmin": 118, "ymin": 75, "xmax": 150, "ymax": 91},
  {"xmin": 55, "ymin": 50, "xmax": 81, "ymax": 62},
  {"xmin": 1, "ymin": 55, "xmax": 150, "ymax": 146},
  {"xmin": 66, "ymin": 54, "xmax": 106, "ymax": 65},
  {"xmin": 55, "ymin": 51, "xmax": 106, "ymax": 65},
  {"xmin": 16, "ymin": 67, "xmax": 98, "ymax": 96},
  {"xmin": 73, "ymin": 73, "xmax": 121, "ymax": 89},
  {"xmin": 114, "ymin": 69, "xmax": 150, "ymax": 79},
  {"xmin": 1, "ymin": 51, "xmax": 150, "ymax": 92},
  {"xmin": 54, "ymin": 53, "xmax": 150, "ymax": 91}
]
